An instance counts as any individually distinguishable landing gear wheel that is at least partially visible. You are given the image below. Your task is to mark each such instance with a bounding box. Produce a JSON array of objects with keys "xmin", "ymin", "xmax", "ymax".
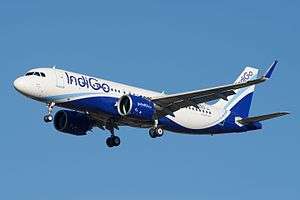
[
  {"xmin": 156, "ymin": 128, "xmax": 164, "ymax": 137},
  {"xmin": 106, "ymin": 137, "xmax": 114, "ymax": 148},
  {"xmin": 44, "ymin": 102, "xmax": 55, "ymax": 123},
  {"xmin": 44, "ymin": 114, "xmax": 53, "ymax": 123},
  {"xmin": 106, "ymin": 136, "xmax": 121, "ymax": 147},
  {"xmin": 112, "ymin": 136, "xmax": 121, "ymax": 146},
  {"xmin": 149, "ymin": 128, "xmax": 164, "ymax": 138},
  {"xmin": 149, "ymin": 128, "xmax": 157, "ymax": 138}
]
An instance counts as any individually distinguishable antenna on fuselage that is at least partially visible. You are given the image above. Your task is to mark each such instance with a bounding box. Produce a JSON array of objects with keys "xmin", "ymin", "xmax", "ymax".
[{"xmin": 52, "ymin": 65, "xmax": 56, "ymax": 69}]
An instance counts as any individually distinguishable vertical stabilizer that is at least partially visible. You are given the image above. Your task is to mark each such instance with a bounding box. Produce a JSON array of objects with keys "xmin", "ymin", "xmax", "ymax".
[{"xmin": 214, "ymin": 67, "xmax": 259, "ymax": 118}]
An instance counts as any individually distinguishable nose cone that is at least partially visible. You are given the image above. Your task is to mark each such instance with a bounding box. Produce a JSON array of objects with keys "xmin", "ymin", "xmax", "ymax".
[{"xmin": 13, "ymin": 77, "xmax": 27, "ymax": 94}]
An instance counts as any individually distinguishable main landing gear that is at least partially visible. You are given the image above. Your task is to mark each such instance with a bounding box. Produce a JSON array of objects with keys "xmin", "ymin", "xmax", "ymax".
[
  {"xmin": 149, "ymin": 127, "xmax": 164, "ymax": 138},
  {"xmin": 106, "ymin": 135, "xmax": 121, "ymax": 147},
  {"xmin": 149, "ymin": 119, "xmax": 164, "ymax": 138},
  {"xmin": 44, "ymin": 102, "xmax": 55, "ymax": 123},
  {"xmin": 105, "ymin": 120, "xmax": 121, "ymax": 148},
  {"xmin": 105, "ymin": 126, "xmax": 164, "ymax": 148}
]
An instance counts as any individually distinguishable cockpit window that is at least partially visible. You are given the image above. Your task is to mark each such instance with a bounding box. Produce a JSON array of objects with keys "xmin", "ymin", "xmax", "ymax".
[
  {"xmin": 34, "ymin": 72, "xmax": 40, "ymax": 76},
  {"xmin": 25, "ymin": 71, "xmax": 46, "ymax": 77},
  {"xmin": 25, "ymin": 72, "xmax": 34, "ymax": 76}
]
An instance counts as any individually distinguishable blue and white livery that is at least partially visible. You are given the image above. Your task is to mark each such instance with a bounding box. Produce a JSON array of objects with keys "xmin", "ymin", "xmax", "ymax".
[{"xmin": 13, "ymin": 61, "xmax": 289, "ymax": 147}]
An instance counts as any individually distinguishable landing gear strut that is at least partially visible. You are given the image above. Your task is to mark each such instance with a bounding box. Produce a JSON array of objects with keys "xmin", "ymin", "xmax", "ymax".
[
  {"xmin": 149, "ymin": 127, "xmax": 164, "ymax": 138},
  {"xmin": 44, "ymin": 102, "xmax": 55, "ymax": 123}
]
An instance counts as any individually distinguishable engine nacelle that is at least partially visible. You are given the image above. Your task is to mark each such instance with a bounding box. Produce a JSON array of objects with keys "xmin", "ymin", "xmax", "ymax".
[
  {"xmin": 117, "ymin": 95, "xmax": 155, "ymax": 120},
  {"xmin": 54, "ymin": 110, "xmax": 93, "ymax": 136}
]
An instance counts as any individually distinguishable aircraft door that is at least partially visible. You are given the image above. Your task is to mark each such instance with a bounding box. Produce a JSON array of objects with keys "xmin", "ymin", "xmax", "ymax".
[{"xmin": 55, "ymin": 70, "xmax": 65, "ymax": 88}]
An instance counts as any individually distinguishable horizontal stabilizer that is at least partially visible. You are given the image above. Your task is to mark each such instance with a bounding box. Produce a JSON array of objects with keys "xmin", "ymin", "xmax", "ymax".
[{"xmin": 238, "ymin": 112, "xmax": 289, "ymax": 125}]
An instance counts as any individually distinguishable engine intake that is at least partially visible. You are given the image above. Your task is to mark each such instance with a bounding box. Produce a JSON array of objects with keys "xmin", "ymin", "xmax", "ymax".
[
  {"xmin": 54, "ymin": 110, "xmax": 93, "ymax": 136},
  {"xmin": 117, "ymin": 95, "xmax": 155, "ymax": 120}
]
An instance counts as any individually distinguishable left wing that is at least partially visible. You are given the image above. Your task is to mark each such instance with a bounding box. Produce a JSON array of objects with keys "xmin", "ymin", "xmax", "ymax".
[
  {"xmin": 152, "ymin": 61, "xmax": 278, "ymax": 117},
  {"xmin": 237, "ymin": 112, "xmax": 289, "ymax": 125}
]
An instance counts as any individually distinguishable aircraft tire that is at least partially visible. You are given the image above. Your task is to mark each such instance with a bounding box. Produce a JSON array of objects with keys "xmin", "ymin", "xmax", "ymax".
[
  {"xmin": 149, "ymin": 128, "xmax": 157, "ymax": 138},
  {"xmin": 155, "ymin": 128, "xmax": 164, "ymax": 137},
  {"xmin": 44, "ymin": 114, "xmax": 53, "ymax": 123},
  {"xmin": 106, "ymin": 137, "xmax": 114, "ymax": 147}
]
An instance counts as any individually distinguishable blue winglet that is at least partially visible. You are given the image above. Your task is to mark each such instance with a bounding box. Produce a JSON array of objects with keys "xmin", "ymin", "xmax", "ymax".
[{"xmin": 264, "ymin": 60, "xmax": 278, "ymax": 79}]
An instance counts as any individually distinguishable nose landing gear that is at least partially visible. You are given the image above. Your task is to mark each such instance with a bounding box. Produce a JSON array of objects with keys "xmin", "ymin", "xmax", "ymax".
[
  {"xmin": 44, "ymin": 102, "xmax": 55, "ymax": 123},
  {"xmin": 44, "ymin": 114, "xmax": 53, "ymax": 123}
]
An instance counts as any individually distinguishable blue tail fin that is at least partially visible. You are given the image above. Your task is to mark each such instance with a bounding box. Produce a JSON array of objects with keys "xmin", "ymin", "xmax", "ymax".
[{"xmin": 214, "ymin": 67, "xmax": 259, "ymax": 118}]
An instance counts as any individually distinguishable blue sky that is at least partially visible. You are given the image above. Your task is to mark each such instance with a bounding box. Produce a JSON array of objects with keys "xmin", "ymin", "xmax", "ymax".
[{"xmin": 1, "ymin": 0, "xmax": 299, "ymax": 199}]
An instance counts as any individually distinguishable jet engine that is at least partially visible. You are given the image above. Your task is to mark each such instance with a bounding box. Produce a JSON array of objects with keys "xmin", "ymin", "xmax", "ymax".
[
  {"xmin": 117, "ymin": 95, "xmax": 155, "ymax": 120},
  {"xmin": 54, "ymin": 110, "xmax": 93, "ymax": 136}
]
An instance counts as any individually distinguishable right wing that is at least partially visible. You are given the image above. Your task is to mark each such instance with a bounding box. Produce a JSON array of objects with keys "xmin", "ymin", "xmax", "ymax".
[{"xmin": 152, "ymin": 60, "xmax": 278, "ymax": 117}]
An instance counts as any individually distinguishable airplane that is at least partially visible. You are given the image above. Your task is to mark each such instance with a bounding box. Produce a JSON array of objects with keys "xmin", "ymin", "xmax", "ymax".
[{"xmin": 13, "ymin": 60, "xmax": 289, "ymax": 147}]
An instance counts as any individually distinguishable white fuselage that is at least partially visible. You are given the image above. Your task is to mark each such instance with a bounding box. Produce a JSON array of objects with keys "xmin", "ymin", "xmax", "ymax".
[{"xmin": 14, "ymin": 67, "xmax": 229, "ymax": 134}]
